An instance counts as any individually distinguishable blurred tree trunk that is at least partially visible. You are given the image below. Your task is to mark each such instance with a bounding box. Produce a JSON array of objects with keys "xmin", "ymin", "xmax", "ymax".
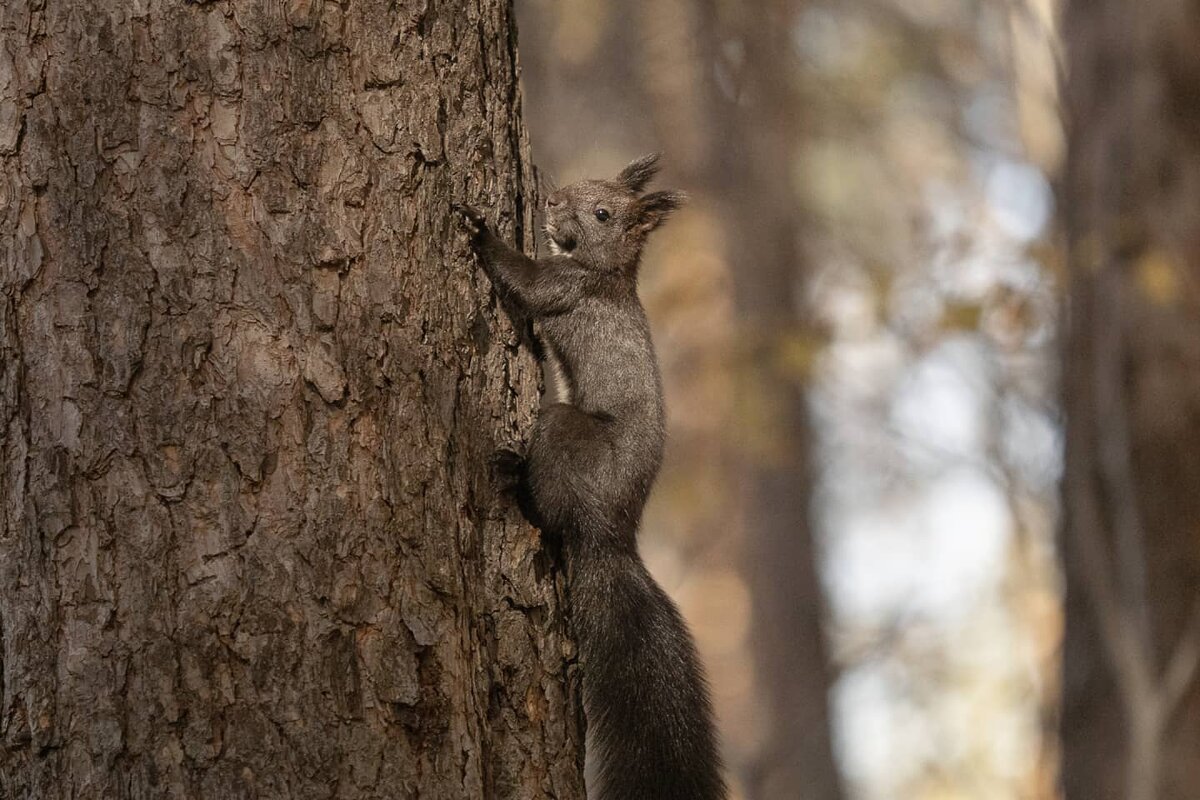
[
  {"xmin": 1060, "ymin": 1, "xmax": 1200, "ymax": 799},
  {"xmin": 0, "ymin": 1, "xmax": 583, "ymax": 798},
  {"xmin": 698, "ymin": 2, "xmax": 844, "ymax": 798},
  {"xmin": 516, "ymin": 0, "xmax": 844, "ymax": 794}
]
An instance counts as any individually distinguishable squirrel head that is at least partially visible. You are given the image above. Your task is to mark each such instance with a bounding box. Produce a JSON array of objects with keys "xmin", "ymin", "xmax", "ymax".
[{"xmin": 543, "ymin": 153, "xmax": 686, "ymax": 276}]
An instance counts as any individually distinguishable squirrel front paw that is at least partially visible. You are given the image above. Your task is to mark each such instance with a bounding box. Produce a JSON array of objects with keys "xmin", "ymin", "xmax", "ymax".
[{"xmin": 451, "ymin": 203, "xmax": 488, "ymax": 245}]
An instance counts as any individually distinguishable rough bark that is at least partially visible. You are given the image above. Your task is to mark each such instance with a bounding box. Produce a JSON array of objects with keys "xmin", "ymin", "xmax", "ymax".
[
  {"xmin": 0, "ymin": 1, "xmax": 584, "ymax": 798},
  {"xmin": 1060, "ymin": 1, "xmax": 1200, "ymax": 798}
]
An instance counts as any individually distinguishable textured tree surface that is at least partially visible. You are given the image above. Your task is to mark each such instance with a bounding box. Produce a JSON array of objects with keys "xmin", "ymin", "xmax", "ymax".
[
  {"xmin": 1061, "ymin": 1, "xmax": 1200, "ymax": 798},
  {"xmin": 0, "ymin": 1, "xmax": 584, "ymax": 798}
]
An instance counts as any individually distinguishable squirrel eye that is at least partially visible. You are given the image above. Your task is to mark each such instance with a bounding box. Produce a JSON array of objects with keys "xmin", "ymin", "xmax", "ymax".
[{"xmin": 594, "ymin": 208, "xmax": 611, "ymax": 222}]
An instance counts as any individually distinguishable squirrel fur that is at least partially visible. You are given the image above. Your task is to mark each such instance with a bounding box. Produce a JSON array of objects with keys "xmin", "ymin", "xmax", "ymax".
[{"xmin": 454, "ymin": 154, "xmax": 726, "ymax": 800}]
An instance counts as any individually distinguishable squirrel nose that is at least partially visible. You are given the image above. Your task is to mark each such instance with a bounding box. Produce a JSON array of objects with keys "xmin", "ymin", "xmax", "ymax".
[{"xmin": 546, "ymin": 192, "xmax": 564, "ymax": 208}]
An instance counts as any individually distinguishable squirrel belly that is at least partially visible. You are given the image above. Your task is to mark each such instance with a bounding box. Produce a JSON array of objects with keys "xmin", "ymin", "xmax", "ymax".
[
  {"xmin": 455, "ymin": 154, "xmax": 726, "ymax": 800},
  {"xmin": 540, "ymin": 337, "xmax": 574, "ymax": 406}
]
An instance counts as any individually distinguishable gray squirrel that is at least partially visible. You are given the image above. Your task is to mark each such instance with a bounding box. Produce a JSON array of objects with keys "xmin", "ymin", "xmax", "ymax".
[{"xmin": 454, "ymin": 154, "xmax": 726, "ymax": 800}]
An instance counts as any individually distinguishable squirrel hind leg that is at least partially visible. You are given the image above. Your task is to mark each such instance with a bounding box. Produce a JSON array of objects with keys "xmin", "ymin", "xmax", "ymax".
[
  {"xmin": 491, "ymin": 448, "xmax": 545, "ymax": 529},
  {"xmin": 490, "ymin": 447, "xmax": 525, "ymax": 490}
]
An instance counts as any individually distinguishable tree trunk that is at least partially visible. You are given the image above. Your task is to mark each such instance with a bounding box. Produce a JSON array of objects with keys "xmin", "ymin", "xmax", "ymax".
[
  {"xmin": 0, "ymin": 1, "xmax": 584, "ymax": 798},
  {"xmin": 1060, "ymin": 1, "xmax": 1200, "ymax": 798},
  {"xmin": 700, "ymin": 2, "xmax": 844, "ymax": 798}
]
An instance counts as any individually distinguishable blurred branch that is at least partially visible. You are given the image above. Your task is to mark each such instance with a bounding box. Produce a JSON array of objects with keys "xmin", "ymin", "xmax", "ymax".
[
  {"xmin": 1091, "ymin": 267, "xmax": 1154, "ymax": 649},
  {"xmin": 1065, "ymin": 262, "xmax": 1200, "ymax": 800},
  {"xmin": 1001, "ymin": 0, "xmax": 1067, "ymax": 87},
  {"xmin": 1064, "ymin": 435, "xmax": 1150, "ymax": 712},
  {"xmin": 1161, "ymin": 599, "xmax": 1200, "ymax": 714}
]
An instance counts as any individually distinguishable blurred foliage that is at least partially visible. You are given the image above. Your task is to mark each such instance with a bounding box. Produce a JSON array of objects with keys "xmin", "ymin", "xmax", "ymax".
[{"xmin": 517, "ymin": 0, "xmax": 1065, "ymax": 797}]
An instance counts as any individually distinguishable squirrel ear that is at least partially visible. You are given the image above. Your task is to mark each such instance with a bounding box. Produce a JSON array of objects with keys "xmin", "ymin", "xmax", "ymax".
[
  {"xmin": 633, "ymin": 189, "xmax": 687, "ymax": 232},
  {"xmin": 615, "ymin": 153, "xmax": 661, "ymax": 193}
]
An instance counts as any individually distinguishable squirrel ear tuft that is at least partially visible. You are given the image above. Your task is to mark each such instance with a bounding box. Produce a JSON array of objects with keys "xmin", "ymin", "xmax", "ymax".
[
  {"xmin": 633, "ymin": 189, "xmax": 687, "ymax": 232},
  {"xmin": 615, "ymin": 153, "xmax": 661, "ymax": 193}
]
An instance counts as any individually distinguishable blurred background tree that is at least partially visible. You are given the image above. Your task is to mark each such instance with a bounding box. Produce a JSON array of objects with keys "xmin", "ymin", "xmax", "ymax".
[
  {"xmin": 518, "ymin": 0, "xmax": 1067, "ymax": 798},
  {"xmin": 520, "ymin": 0, "xmax": 844, "ymax": 797},
  {"xmin": 1060, "ymin": 0, "xmax": 1200, "ymax": 798}
]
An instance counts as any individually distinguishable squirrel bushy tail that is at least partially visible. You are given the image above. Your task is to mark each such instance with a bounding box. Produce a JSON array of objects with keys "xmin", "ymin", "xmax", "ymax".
[{"xmin": 570, "ymin": 543, "xmax": 725, "ymax": 800}]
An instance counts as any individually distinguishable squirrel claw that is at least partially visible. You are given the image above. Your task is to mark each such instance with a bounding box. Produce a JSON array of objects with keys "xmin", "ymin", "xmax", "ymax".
[{"xmin": 452, "ymin": 203, "xmax": 488, "ymax": 241}]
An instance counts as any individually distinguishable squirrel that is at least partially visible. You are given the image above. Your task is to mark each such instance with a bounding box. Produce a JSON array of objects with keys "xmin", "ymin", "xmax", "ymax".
[{"xmin": 454, "ymin": 154, "xmax": 726, "ymax": 800}]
